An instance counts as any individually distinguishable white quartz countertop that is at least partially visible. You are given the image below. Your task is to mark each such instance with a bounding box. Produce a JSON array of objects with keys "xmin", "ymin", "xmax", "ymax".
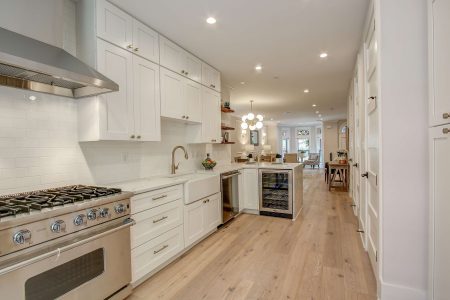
[{"xmin": 110, "ymin": 163, "xmax": 301, "ymax": 195}]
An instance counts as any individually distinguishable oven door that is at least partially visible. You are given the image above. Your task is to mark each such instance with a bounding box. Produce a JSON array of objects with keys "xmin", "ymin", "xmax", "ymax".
[{"xmin": 0, "ymin": 217, "xmax": 134, "ymax": 300}]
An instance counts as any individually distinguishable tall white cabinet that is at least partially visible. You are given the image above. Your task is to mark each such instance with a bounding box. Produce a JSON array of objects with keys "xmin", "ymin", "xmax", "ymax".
[{"xmin": 429, "ymin": 1, "xmax": 450, "ymax": 299}]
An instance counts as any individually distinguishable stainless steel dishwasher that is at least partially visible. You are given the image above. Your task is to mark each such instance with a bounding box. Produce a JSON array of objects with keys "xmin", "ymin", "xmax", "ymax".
[{"xmin": 221, "ymin": 170, "xmax": 240, "ymax": 224}]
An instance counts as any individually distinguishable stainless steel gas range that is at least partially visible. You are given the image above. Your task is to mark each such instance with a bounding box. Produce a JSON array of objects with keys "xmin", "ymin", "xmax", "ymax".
[{"xmin": 0, "ymin": 185, "xmax": 134, "ymax": 300}]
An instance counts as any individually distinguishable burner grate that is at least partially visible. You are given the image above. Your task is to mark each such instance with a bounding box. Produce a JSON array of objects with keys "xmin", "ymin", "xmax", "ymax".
[{"xmin": 0, "ymin": 185, "xmax": 121, "ymax": 219}]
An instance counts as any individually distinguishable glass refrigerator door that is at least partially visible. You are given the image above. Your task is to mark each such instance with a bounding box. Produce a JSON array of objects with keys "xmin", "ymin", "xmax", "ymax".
[{"xmin": 261, "ymin": 172, "xmax": 290, "ymax": 211}]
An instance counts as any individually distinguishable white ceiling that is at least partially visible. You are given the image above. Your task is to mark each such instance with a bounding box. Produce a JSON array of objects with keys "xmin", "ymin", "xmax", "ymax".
[{"xmin": 110, "ymin": 0, "xmax": 369, "ymax": 125}]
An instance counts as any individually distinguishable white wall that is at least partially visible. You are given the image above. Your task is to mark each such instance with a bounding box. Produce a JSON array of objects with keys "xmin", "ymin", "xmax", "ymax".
[
  {"xmin": 323, "ymin": 121, "xmax": 339, "ymax": 162},
  {"xmin": 377, "ymin": 0, "xmax": 428, "ymax": 298}
]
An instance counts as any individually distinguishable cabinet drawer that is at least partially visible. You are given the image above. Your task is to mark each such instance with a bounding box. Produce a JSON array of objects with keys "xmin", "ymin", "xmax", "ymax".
[
  {"xmin": 131, "ymin": 225, "xmax": 184, "ymax": 283},
  {"xmin": 131, "ymin": 184, "xmax": 183, "ymax": 214},
  {"xmin": 131, "ymin": 199, "xmax": 183, "ymax": 249}
]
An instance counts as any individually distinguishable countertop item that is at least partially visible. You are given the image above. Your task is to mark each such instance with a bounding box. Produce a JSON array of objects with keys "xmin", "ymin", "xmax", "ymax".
[{"xmin": 199, "ymin": 162, "xmax": 303, "ymax": 175}]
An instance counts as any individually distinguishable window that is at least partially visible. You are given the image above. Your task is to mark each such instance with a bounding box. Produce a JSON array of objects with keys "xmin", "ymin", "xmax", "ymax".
[
  {"xmin": 296, "ymin": 128, "xmax": 310, "ymax": 160},
  {"xmin": 281, "ymin": 128, "xmax": 290, "ymax": 155}
]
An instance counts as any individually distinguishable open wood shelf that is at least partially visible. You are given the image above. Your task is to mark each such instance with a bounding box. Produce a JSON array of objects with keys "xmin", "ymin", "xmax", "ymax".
[
  {"xmin": 221, "ymin": 107, "xmax": 235, "ymax": 113},
  {"xmin": 221, "ymin": 125, "xmax": 235, "ymax": 130}
]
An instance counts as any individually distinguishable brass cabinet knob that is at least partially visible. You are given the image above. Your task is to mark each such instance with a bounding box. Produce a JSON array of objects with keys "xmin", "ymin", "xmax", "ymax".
[
  {"xmin": 443, "ymin": 128, "xmax": 450, "ymax": 134},
  {"xmin": 443, "ymin": 113, "xmax": 450, "ymax": 119},
  {"xmin": 130, "ymin": 135, "xmax": 135, "ymax": 139},
  {"xmin": 137, "ymin": 135, "xmax": 141, "ymax": 139},
  {"xmin": 127, "ymin": 44, "xmax": 133, "ymax": 49}
]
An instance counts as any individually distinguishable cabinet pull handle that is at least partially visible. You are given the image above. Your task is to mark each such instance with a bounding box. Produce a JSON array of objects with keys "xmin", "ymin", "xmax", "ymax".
[
  {"xmin": 443, "ymin": 113, "xmax": 450, "ymax": 119},
  {"xmin": 134, "ymin": 47, "xmax": 139, "ymax": 52},
  {"xmin": 186, "ymin": 116, "xmax": 189, "ymax": 119},
  {"xmin": 137, "ymin": 135, "xmax": 141, "ymax": 139},
  {"xmin": 130, "ymin": 135, "xmax": 135, "ymax": 139},
  {"xmin": 127, "ymin": 44, "xmax": 133, "ymax": 49},
  {"xmin": 154, "ymin": 244, "xmax": 169, "ymax": 254},
  {"xmin": 203, "ymin": 199, "xmax": 209, "ymax": 203},
  {"xmin": 153, "ymin": 216, "xmax": 168, "ymax": 223},
  {"xmin": 185, "ymin": 71, "xmax": 189, "ymax": 75},
  {"xmin": 152, "ymin": 194, "xmax": 168, "ymax": 201},
  {"xmin": 181, "ymin": 70, "xmax": 185, "ymax": 74},
  {"xmin": 443, "ymin": 128, "xmax": 450, "ymax": 134},
  {"xmin": 182, "ymin": 115, "xmax": 186, "ymax": 119}
]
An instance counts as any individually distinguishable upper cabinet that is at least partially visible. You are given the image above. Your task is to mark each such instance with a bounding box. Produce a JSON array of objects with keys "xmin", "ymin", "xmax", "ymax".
[
  {"xmin": 91, "ymin": 0, "xmax": 160, "ymax": 63},
  {"xmin": 202, "ymin": 63, "xmax": 221, "ymax": 92},
  {"xmin": 429, "ymin": 0, "xmax": 450, "ymax": 126},
  {"xmin": 160, "ymin": 36, "xmax": 203, "ymax": 84}
]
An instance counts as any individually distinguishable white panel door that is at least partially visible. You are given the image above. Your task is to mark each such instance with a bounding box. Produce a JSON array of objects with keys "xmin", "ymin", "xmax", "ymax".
[
  {"xmin": 184, "ymin": 79, "xmax": 202, "ymax": 123},
  {"xmin": 96, "ymin": 0, "xmax": 133, "ymax": 50},
  {"xmin": 430, "ymin": 0, "xmax": 450, "ymax": 126},
  {"xmin": 184, "ymin": 200, "xmax": 205, "ymax": 248},
  {"xmin": 430, "ymin": 125, "xmax": 450, "ymax": 300},
  {"xmin": 204, "ymin": 193, "xmax": 222, "ymax": 232},
  {"xmin": 160, "ymin": 67, "xmax": 185, "ymax": 120},
  {"xmin": 132, "ymin": 19, "xmax": 159, "ymax": 63},
  {"xmin": 97, "ymin": 39, "xmax": 134, "ymax": 140},
  {"xmin": 133, "ymin": 56, "xmax": 160, "ymax": 141},
  {"xmin": 201, "ymin": 87, "xmax": 221, "ymax": 143},
  {"xmin": 243, "ymin": 169, "xmax": 259, "ymax": 210},
  {"xmin": 184, "ymin": 52, "xmax": 202, "ymax": 83},
  {"xmin": 364, "ymin": 19, "xmax": 379, "ymax": 276},
  {"xmin": 159, "ymin": 36, "xmax": 184, "ymax": 75}
]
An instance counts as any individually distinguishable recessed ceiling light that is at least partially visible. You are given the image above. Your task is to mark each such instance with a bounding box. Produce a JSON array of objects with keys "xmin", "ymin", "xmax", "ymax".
[
  {"xmin": 318, "ymin": 114, "xmax": 322, "ymax": 117},
  {"xmin": 319, "ymin": 52, "xmax": 328, "ymax": 58},
  {"xmin": 28, "ymin": 95, "xmax": 37, "ymax": 101},
  {"xmin": 270, "ymin": 118, "xmax": 274, "ymax": 121},
  {"xmin": 240, "ymin": 81, "xmax": 245, "ymax": 85},
  {"xmin": 315, "ymin": 111, "xmax": 319, "ymax": 114},
  {"xmin": 312, "ymin": 104, "xmax": 317, "ymax": 107},
  {"xmin": 304, "ymin": 89, "xmax": 310, "ymax": 93},
  {"xmin": 206, "ymin": 17, "xmax": 216, "ymax": 24},
  {"xmin": 255, "ymin": 65, "xmax": 262, "ymax": 71},
  {"xmin": 320, "ymin": 118, "xmax": 323, "ymax": 121}
]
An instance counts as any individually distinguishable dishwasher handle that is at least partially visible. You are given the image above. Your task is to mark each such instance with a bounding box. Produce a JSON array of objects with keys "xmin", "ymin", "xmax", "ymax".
[{"xmin": 221, "ymin": 172, "xmax": 241, "ymax": 180}]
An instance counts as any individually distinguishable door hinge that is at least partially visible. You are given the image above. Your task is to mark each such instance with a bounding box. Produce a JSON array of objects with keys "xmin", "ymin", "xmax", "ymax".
[{"xmin": 376, "ymin": 251, "xmax": 378, "ymax": 262}]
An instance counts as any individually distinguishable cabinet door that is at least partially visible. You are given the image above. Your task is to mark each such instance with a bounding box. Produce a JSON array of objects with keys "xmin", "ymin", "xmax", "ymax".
[
  {"xmin": 201, "ymin": 87, "xmax": 221, "ymax": 143},
  {"xmin": 243, "ymin": 169, "xmax": 259, "ymax": 210},
  {"xmin": 430, "ymin": 125, "xmax": 450, "ymax": 300},
  {"xmin": 97, "ymin": 39, "xmax": 134, "ymax": 140},
  {"xmin": 238, "ymin": 174, "xmax": 245, "ymax": 212},
  {"xmin": 201, "ymin": 63, "xmax": 221, "ymax": 92},
  {"xmin": 160, "ymin": 36, "xmax": 184, "ymax": 75},
  {"xmin": 184, "ymin": 79, "xmax": 202, "ymax": 123},
  {"xmin": 133, "ymin": 56, "xmax": 161, "ymax": 141},
  {"xmin": 132, "ymin": 19, "xmax": 159, "ymax": 63},
  {"xmin": 210, "ymin": 67, "xmax": 221, "ymax": 92},
  {"xmin": 430, "ymin": 0, "xmax": 450, "ymax": 126},
  {"xmin": 204, "ymin": 193, "xmax": 222, "ymax": 232},
  {"xmin": 96, "ymin": 0, "xmax": 133, "ymax": 50},
  {"xmin": 184, "ymin": 52, "xmax": 202, "ymax": 83},
  {"xmin": 184, "ymin": 200, "xmax": 205, "ymax": 248},
  {"xmin": 160, "ymin": 67, "xmax": 185, "ymax": 120}
]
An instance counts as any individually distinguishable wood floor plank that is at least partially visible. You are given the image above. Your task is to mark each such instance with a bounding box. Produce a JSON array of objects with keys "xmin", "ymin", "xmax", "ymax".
[{"xmin": 129, "ymin": 169, "xmax": 377, "ymax": 300}]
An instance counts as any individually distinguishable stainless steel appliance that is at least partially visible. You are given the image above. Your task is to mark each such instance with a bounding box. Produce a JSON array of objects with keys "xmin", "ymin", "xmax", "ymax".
[
  {"xmin": 259, "ymin": 169, "xmax": 293, "ymax": 218},
  {"xmin": 221, "ymin": 170, "xmax": 240, "ymax": 224},
  {"xmin": 0, "ymin": 185, "xmax": 134, "ymax": 300},
  {"xmin": 0, "ymin": 27, "xmax": 118, "ymax": 98}
]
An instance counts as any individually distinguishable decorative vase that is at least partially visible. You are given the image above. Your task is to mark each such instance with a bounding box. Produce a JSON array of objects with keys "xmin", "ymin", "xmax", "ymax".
[{"xmin": 202, "ymin": 153, "xmax": 217, "ymax": 170}]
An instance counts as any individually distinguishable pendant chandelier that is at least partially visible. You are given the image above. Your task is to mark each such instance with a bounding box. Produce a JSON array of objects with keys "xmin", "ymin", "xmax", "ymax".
[{"xmin": 241, "ymin": 100, "xmax": 263, "ymax": 130}]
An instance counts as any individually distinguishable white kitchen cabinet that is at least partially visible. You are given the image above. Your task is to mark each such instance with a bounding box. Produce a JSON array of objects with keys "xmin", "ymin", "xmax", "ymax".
[
  {"xmin": 131, "ymin": 225, "xmax": 184, "ymax": 284},
  {"xmin": 430, "ymin": 125, "xmax": 450, "ymax": 300},
  {"xmin": 429, "ymin": 0, "xmax": 450, "ymax": 127},
  {"xmin": 243, "ymin": 169, "xmax": 259, "ymax": 211},
  {"xmin": 201, "ymin": 63, "xmax": 221, "ymax": 92},
  {"xmin": 78, "ymin": 39, "xmax": 161, "ymax": 141},
  {"xmin": 132, "ymin": 19, "xmax": 160, "ymax": 63},
  {"xmin": 96, "ymin": 0, "xmax": 133, "ymax": 50},
  {"xmin": 238, "ymin": 173, "xmax": 245, "ymax": 212},
  {"xmin": 160, "ymin": 67, "xmax": 202, "ymax": 123},
  {"xmin": 201, "ymin": 87, "xmax": 222, "ymax": 143},
  {"xmin": 184, "ymin": 192, "xmax": 221, "ymax": 248},
  {"xmin": 160, "ymin": 36, "xmax": 202, "ymax": 83}
]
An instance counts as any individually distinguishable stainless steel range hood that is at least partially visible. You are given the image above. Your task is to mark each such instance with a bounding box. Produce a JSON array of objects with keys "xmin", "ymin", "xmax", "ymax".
[{"xmin": 0, "ymin": 27, "xmax": 118, "ymax": 98}]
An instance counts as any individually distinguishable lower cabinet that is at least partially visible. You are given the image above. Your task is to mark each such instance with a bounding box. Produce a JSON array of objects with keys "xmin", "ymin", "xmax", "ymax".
[
  {"xmin": 184, "ymin": 192, "xmax": 221, "ymax": 248},
  {"xmin": 131, "ymin": 225, "xmax": 184, "ymax": 283},
  {"xmin": 242, "ymin": 169, "xmax": 259, "ymax": 211}
]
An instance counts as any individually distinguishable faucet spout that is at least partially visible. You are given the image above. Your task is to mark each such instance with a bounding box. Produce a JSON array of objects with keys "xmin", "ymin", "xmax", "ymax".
[{"xmin": 171, "ymin": 146, "xmax": 189, "ymax": 174}]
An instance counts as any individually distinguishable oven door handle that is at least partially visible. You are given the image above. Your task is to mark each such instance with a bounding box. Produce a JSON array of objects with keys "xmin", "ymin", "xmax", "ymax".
[
  {"xmin": 0, "ymin": 218, "xmax": 135, "ymax": 276},
  {"xmin": 221, "ymin": 172, "xmax": 241, "ymax": 180}
]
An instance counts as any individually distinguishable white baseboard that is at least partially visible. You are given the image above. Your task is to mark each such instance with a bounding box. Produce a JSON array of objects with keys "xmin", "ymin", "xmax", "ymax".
[{"xmin": 380, "ymin": 281, "xmax": 427, "ymax": 300}]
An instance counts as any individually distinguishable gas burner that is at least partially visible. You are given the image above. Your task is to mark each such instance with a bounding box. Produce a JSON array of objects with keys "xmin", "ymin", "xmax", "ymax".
[{"xmin": 0, "ymin": 185, "xmax": 121, "ymax": 219}]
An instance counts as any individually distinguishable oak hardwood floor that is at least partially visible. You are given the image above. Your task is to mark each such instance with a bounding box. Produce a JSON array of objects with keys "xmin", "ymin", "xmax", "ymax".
[{"xmin": 129, "ymin": 169, "xmax": 377, "ymax": 300}]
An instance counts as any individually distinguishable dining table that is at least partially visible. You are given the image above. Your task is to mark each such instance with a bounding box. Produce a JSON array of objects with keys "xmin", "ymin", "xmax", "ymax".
[{"xmin": 328, "ymin": 161, "xmax": 350, "ymax": 191}]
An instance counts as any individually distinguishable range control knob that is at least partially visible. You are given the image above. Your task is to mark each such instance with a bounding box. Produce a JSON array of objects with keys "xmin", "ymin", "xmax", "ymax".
[
  {"xmin": 98, "ymin": 208, "xmax": 110, "ymax": 218},
  {"xmin": 73, "ymin": 214, "xmax": 87, "ymax": 226},
  {"xmin": 114, "ymin": 203, "xmax": 126, "ymax": 214},
  {"xmin": 13, "ymin": 229, "xmax": 31, "ymax": 245},
  {"xmin": 87, "ymin": 209, "xmax": 97, "ymax": 221},
  {"xmin": 51, "ymin": 220, "xmax": 66, "ymax": 233}
]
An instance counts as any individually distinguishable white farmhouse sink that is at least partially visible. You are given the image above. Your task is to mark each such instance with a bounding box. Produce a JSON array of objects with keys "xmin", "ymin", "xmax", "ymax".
[{"xmin": 163, "ymin": 173, "xmax": 220, "ymax": 204}]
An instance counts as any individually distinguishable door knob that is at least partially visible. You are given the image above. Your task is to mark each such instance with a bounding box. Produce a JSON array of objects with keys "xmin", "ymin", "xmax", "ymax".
[
  {"xmin": 353, "ymin": 163, "xmax": 358, "ymax": 167},
  {"xmin": 361, "ymin": 172, "xmax": 368, "ymax": 178}
]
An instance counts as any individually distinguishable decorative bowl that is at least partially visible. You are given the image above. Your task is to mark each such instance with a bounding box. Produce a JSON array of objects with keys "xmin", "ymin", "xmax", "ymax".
[{"xmin": 202, "ymin": 161, "xmax": 217, "ymax": 170}]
